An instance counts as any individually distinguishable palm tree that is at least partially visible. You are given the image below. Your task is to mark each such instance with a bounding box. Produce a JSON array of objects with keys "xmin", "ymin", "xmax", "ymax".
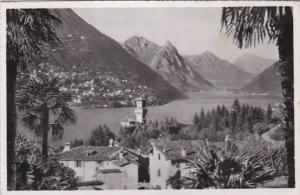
[
  {"xmin": 221, "ymin": 7, "xmax": 294, "ymax": 187},
  {"xmin": 7, "ymin": 9, "xmax": 60, "ymax": 189},
  {"xmin": 181, "ymin": 142, "xmax": 276, "ymax": 189},
  {"xmin": 16, "ymin": 76, "xmax": 76, "ymax": 161}
]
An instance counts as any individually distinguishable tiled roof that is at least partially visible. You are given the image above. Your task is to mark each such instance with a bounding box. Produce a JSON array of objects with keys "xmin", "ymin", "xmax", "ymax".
[
  {"xmin": 151, "ymin": 139, "xmax": 225, "ymax": 161},
  {"xmin": 57, "ymin": 146, "xmax": 121, "ymax": 161}
]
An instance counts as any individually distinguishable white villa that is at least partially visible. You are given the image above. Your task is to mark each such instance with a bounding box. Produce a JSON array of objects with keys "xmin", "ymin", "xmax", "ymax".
[
  {"xmin": 58, "ymin": 142, "xmax": 141, "ymax": 190},
  {"xmin": 148, "ymin": 140, "xmax": 204, "ymax": 189}
]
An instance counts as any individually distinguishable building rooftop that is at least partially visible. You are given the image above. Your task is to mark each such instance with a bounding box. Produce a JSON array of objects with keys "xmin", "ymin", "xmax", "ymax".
[
  {"xmin": 150, "ymin": 139, "xmax": 225, "ymax": 161},
  {"xmin": 57, "ymin": 146, "xmax": 121, "ymax": 161}
]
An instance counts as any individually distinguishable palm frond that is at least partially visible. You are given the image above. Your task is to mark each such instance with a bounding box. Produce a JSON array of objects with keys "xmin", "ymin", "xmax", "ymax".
[{"xmin": 221, "ymin": 6, "xmax": 292, "ymax": 48}]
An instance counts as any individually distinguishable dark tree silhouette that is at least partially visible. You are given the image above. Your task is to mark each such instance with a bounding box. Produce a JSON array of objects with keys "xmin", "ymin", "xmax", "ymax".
[
  {"xmin": 221, "ymin": 7, "xmax": 294, "ymax": 187},
  {"xmin": 7, "ymin": 9, "xmax": 60, "ymax": 190},
  {"xmin": 17, "ymin": 77, "xmax": 76, "ymax": 160}
]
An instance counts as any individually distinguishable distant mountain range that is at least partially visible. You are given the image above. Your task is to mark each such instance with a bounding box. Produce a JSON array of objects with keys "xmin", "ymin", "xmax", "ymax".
[
  {"xmin": 42, "ymin": 9, "xmax": 280, "ymax": 98},
  {"xmin": 241, "ymin": 62, "xmax": 281, "ymax": 95},
  {"xmin": 43, "ymin": 9, "xmax": 186, "ymax": 101},
  {"xmin": 184, "ymin": 52, "xmax": 255, "ymax": 90},
  {"xmin": 123, "ymin": 36, "xmax": 213, "ymax": 92},
  {"xmin": 234, "ymin": 54, "xmax": 276, "ymax": 75}
]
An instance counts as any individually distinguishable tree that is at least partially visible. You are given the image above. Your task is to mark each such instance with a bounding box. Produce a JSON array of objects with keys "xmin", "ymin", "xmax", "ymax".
[
  {"xmin": 87, "ymin": 124, "xmax": 115, "ymax": 146},
  {"xmin": 16, "ymin": 134, "xmax": 77, "ymax": 190},
  {"xmin": 7, "ymin": 9, "xmax": 60, "ymax": 190},
  {"xmin": 70, "ymin": 139, "xmax": 84, "ymax": 148},
  {"xmin": 232, "ymin": 99, "xmax": 241, "ymax": 113},
  {"xmin": 17, "ymin": 76, "xmax": 76, "ymax": 161},
  {"xmin": 181, "ymin": 142, "xmax": 277, "ymax": 189},
  {"xmin": 221, "ymin": 7, "xmax": 294, "ymax": 187},
  {"xmin": 266, "ymin": 103, "xmax": 273, "ymax": 124}
]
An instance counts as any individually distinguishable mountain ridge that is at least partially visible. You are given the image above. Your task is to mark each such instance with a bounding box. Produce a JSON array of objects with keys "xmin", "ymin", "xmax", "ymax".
[
  {"xmin": 123, "ymin": 36, "xmax": 213, "ymax": 92},
  {"xmin": 184, "ymin": 52, "xmax": 255, "ymax": 90},
  {"xmin": 241, "ymin": 62, "xmax": 281, "ymax": 95},
  {"xmin": 43, "ymin": 9, "xmax": 186, "ymax": 101},
  {"xmin": 234, "ymin": 53, "xmax": 277, "ymax": 75}
]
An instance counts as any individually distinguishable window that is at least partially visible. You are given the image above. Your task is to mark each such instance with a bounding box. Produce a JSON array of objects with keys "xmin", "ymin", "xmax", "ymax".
[
  {"xmin": 76, "ymin": 161, "xmax": 82, "ymax": 167},
  {"xmin": 158, "ymin": 153, "xmax": 161, "ymax": 160},
  {"xmin": 157, "ymin": 169, "xmax": 161, "ymax": 177}
]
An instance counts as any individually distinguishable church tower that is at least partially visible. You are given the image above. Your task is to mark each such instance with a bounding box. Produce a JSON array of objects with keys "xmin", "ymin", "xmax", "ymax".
[{"xmin": 134, "ymin": 97, "xmax": 148, "ymax": 124}]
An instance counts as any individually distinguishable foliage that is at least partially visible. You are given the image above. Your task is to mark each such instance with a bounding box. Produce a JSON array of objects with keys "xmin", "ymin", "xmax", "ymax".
[
  {"xmin": 7, "ymin": 9, "xmax": 61, "ymax": 70},
  {"xmin": 167, "ymin": 170, "xmax": 182, "ymax": 189},
  {"xmin": 265, "ymin": 145, "xmax": 288, "ymax": 176},
  {"xmin": 70, "ymin": 139, "xmax": 84, "ymax": 148},
  {"xmin": 191, "ymin": 99, "xmax": 270, "ymax": 141},
  {"xmin": 181, "ymin": 142, "xmax": 277, "ymax": 189},
  {"xmin": 221, "ymin": 6, "xmax": 294, "ymax": 187},
  {"xmin": 118, "ymin": 117, "xmax": 188, "ymax": 150},
  {"xmin": 17, "ymin": 76, "xmax": 76, "ymax": 160},
  {"xmin": 87, "ymin": 124, "xmax": 115, "ymax": 146},
  {"xmin": 16, "ymin": 134, "xmax": 77, "ymax": 190},
  {"xmin": 221, "ymin": 7, "xmax": 289, "ymax": 49},
  {"xmin": 6, "ymin": 9, "xmax": 61, "ymax": 190}
]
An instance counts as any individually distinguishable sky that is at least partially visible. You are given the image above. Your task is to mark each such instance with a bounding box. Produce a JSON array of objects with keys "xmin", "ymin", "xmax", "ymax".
[{"xmin": 74, "ymin": 8, "xmax": 278, "ymax": 62}]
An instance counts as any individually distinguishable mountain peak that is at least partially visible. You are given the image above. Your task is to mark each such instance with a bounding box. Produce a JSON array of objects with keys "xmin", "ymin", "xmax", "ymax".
[
  {"xmin": 234, "ymin": 53, "xmax": 277, "ymax": 75},
  {"xmin": 124, "ymin": 36, "xmax": 158, "ymax": 48},
  {"xmin": 201, "ymin": 50, "xmax": 217, "ymax": 58},
  {"xmin": 161, "ymin": 41, "xmax": 178, "ymax": 53}
]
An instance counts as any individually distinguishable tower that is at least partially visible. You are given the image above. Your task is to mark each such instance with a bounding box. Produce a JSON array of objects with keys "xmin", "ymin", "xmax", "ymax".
[{"xmin": 134, "ymin": 97, "xmax": 148, "ymax": 124}]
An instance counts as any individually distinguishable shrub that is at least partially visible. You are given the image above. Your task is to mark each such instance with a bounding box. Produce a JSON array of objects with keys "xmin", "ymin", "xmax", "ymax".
[
  {"xmin": 16, "ymin": 134, "xmax": 77, "ymax": 190},
  {"xmin": 181, "ymin": 141, "xmax": 276, "ymax": 189}
]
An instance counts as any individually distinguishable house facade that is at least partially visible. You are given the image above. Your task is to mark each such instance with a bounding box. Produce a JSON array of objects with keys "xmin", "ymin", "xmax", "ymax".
[
  {"xmin": 58, "ymin": 144, "xmax": 139, "ymax": 189},
  {"xmin": 148, "ymin": 140, "xmax": 200, "ymax": 189}
]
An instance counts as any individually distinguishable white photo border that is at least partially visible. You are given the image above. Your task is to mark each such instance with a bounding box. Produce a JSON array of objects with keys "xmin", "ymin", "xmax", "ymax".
[{"xmin": 0, "ymin": 1, "xmax": 299, "ymax": 195}]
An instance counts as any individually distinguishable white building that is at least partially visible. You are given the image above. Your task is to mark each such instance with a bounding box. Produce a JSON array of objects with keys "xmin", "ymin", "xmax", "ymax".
[
  {"xmin": 148, "ymin": 140, "xmax": 201, "ymax": 189},
  {"xmin": 58, "ymin": 144, "xmax": 139, "ymax": 190}
]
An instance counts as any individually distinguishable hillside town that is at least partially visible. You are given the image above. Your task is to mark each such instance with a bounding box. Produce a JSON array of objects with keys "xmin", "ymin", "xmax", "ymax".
[{"xmin": 17, "ymin": 63, "xmax": 159, "ymax": 108}]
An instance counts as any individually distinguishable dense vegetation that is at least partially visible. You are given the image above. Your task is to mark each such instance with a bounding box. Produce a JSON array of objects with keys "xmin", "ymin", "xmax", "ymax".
[
  {"xmin": 167, "ymin": 141, "xmax": 287, "ymax": 189},
  {"xmin": 117, "ymin": 99, "xmax": 279, "ymax": 150},
  {"xmin": 16, "ymin": 134, "xmax": 77, "ymax": 190},
  {"xmin": 189, "ymin": 99, "xmax": 276, "ymax": 141}
]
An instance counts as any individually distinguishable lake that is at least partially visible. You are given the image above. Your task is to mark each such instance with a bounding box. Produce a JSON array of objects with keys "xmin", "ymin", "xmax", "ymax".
[{"xmin": 19, "ymin": 92, "xmax": 282, "ymax": 145}]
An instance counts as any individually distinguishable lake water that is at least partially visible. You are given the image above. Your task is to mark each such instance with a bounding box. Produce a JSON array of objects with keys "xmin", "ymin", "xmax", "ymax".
[{"xmin": 20, "ymin": 92, "xmax": 282, "ymax": 144}]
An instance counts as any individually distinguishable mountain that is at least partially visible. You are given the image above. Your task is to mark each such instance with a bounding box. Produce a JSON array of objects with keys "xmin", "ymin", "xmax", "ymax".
[
  {"xmin": 43, "ymin": 9, "xmax": 186, "ymax": 101},
  {"xmin": 123, "ymin": 37, "xmax": 213, "ymax": 92},
  {"xmin": 234, "ymin": 54, "xmax": 276, "ymax": 75},
  {"xmin": 184, "ymin": 51, "xmax": 255, "ymax": 90},
  {"xmin": 122, "ymin": 36, "xmax": 160, "ymax": 66},
  {"xmin": 242, "ymin": 62, "xmax": 281, "ymax": 95}
]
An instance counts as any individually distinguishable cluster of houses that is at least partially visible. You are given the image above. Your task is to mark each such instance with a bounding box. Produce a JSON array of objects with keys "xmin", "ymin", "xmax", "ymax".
[
  {"xmin": 57, "ymin": 98, "xmax": 223, "ymax": 190},
  {"xmin": 19, "ymin": 63, "xmax": 157, "ymax": 108}
]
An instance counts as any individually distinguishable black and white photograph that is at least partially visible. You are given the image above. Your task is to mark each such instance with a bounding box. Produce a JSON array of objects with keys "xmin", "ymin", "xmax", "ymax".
[{"xmin": 1, "ymin": 0, "xmax": 299, "ymax": 192}]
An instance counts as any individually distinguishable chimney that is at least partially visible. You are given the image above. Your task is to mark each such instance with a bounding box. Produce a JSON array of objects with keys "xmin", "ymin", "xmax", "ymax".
[
  {"xmin": 119, "ymin": 151, "xmax": 124, "ymax": 159},
  {"xmin": 181, "ymin": 147, "xmax": 187, "ymax": 157},
  {"xmin": 63, "ymin": 142, "xmax": 71, "ymax": 152},
  {"xmin": 109, "ymin": 138, "xmax": 114, "ymax": 147}
]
